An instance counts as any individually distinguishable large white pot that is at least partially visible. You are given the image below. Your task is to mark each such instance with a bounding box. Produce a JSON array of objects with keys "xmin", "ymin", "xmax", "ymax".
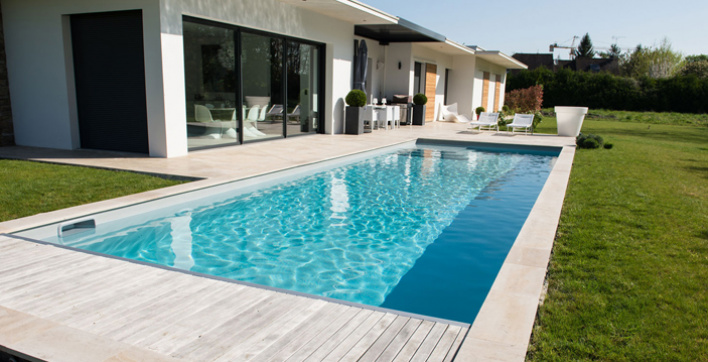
[{"xmin": 555, "ymin": 106, "xmax": 588, "ymax": 137}]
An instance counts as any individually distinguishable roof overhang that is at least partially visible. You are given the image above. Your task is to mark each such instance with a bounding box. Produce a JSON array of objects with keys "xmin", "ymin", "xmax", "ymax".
[
  {"xmin": 476, "ymin": 51, "xmax": 528, "ymax": 69},
  {"xmin": 277, "ymin": 0, "xmax": 398, "ymax": 25},
  {"xmin": 354, "ymin": 18, "xmax": 445, "ymax": 44},
  {"xmin": 416, "ymin": 39, "xmax": 476, "ymax": 56}
]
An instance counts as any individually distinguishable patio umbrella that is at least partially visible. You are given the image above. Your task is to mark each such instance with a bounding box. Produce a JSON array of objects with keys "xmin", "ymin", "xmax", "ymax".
[{"xmin": 353, "ymin": 39, "xmax": 368, "ymax": 92}]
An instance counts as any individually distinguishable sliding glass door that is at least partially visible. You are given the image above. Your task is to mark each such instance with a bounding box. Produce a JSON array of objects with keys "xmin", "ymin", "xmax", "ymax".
[
  {"xmin": 286, "ymin": 41, "xmax": 320, "ymax": 137},
  {"xmin": 183, "ymin": 17, "xmax": 324, "ymax": 151},
  {"xmin": 183, "ymin": 21, "xmax": 238, "ymax": 149}
]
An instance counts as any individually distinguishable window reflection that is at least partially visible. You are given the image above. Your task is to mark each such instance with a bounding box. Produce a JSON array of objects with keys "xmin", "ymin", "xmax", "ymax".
[
  {"xmin": 183, "ymin": 17, "xmax": 322, "ymax": 150},
  {"xmin": 183, "ymin": 21, "xmax": 239, "ymax": 150},
  {"xmin": 242, "ymin": 32, "xmax": 284, "ymax": 141}
]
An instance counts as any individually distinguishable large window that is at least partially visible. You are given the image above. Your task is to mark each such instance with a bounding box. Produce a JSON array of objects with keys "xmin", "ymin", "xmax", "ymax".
[{"xmin": 183, "ymin": 17, "xmax": 324, "ymax": 151}]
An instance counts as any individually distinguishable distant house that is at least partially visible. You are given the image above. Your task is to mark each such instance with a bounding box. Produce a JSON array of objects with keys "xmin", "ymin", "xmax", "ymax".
[
  {"xmin": 0, "ymin": 0, "xmax": 526, "ymax": 156},
  {"xmin": 510, "ymin": 53, "xmax": 619, "ymax": 75}
]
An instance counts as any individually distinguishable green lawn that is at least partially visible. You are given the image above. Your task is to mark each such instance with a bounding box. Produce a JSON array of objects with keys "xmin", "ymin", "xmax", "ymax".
[
  {"xmin": 527, "ymin": 111, "xmax": 708, "ymax": 360},
  {"xmin": 0, "ymin": 160, "xmax": 186, "ymax": 222}
]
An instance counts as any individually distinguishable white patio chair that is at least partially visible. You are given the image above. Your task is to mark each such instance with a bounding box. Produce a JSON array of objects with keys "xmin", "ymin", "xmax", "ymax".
[
  {"xmin": 376, "ymin": 107, "xmax": 392, "ymax": 130},
  {"xmin": 363, "ymin": 105, "xmax": 378, "ymax": 131},
  {"xmin": 194, "ymin": 105, "xmax": 214, "ymax": 122},
  {"xmin": 467, "ymin": 112, "xmax": 499, "ymax": 132},
  {"xmin": 392, "ymin": 106, "xmax": 401, "ymax": 128},
  {"xmin": 506, "ymin": 114, "xmax": 535, "ymax": 134}
]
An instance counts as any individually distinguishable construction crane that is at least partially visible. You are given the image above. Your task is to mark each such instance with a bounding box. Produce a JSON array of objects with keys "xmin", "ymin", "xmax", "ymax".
[{"xmin": 549, "ymin": 36, "xmax": 579, "ymax": 59}]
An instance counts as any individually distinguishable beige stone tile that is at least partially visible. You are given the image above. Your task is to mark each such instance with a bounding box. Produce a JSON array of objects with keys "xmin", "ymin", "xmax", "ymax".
[
  {"xmin": 466, "ymin": 290, "xmax": 539, "ymax": 347},
  {"xmin": 490, "ymin": 263, "xmax": 547, "ymax": 298},
  {"xmin": 454, "ymin": 337, "xmax": 527, "ymax": 362},
  {"xmin": 504, "ymin": 246, "xmax": 552, "ymax": 269}
]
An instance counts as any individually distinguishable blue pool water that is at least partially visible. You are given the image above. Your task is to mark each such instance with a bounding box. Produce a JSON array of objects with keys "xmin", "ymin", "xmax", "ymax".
[{"xmin": 22, "ymin": 143, "xmax": 558, "ymax": 324}]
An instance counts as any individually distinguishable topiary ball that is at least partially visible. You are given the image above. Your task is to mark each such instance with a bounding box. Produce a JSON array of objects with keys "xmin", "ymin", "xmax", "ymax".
[
  {"xmin": 413, "ymin": 93, "xmax": 428, "ymax": 106},
  {"xmin": 345, "ymin": 89, "xmax": 367, "ymax": 107},
  {"xmin": 582, "ymin": 138, "xmax": 600, "ymax": 149}
]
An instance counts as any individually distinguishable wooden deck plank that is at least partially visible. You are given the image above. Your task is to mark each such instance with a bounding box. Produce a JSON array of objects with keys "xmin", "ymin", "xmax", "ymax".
[
  {"xmin": 0, "ymin": 238, "xmax": 472, "ymax": 362},
  {"xmin": 115, "ymin": 279, "xmax": 227, "ymax": 342},
  {"xmin": 12, "ymin": 262, "xmax": 136, "ymax": 315},
  {"xmin": 285, "ymin": 308, "xmax": 375, "ymax": 362},
  {"xmin": 0, "ymin": 257, "xmax": 116, "ymax": 306},
  {"xmin": 443, "ymin": 326, "xmax": 468, "ymax": 362},
  {"xmin": 305, "ymin": 310, "xmax": 386, "ymax": 361},
  {"xmin": 427, "ymin": 325, "xmax": 463, "ymax": 361},
  {"xmin": 174, "ymin": 293, "xmax": 306, "ymax": 360},
  {"xmin": 49, "ymin": 269, "xmax": 177, "ymax": 327},
  {"xmin": 140, "ymin": 284, "xmax": 271, "ymax": 355},
  {"xmin": 409, "ymin": 322, "xmax": 449, "ymax": 362},
  {"xmin": 248, "ymin": 302, "xmax": 356, "ymax": 362},
  {"xmin": 392, "ymin": 320, "xmax": 436, "ymax": 362},
  {"xmin": 93, "ymin": 276, "xmax": 220, "ymax": 341},
  {"xmin": 374, "ymin": 318, "xmax": 424, "ymax": 361},
  {"xmin": 341, "ymin": 314, "xmax": 408, "ymax": 361},
  {"xmin": 357, "ymin": 315, "xmax": 411, "ymax": 362},
  {"xmin": 215, "ymin": 298, "xmax": 330, "ymax": 361}
]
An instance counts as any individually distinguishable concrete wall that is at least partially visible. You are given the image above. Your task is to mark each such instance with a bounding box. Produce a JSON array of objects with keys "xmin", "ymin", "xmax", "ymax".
[{"xmin": 3, "ymin": 0, "xmax": 356, "ymax": 157}]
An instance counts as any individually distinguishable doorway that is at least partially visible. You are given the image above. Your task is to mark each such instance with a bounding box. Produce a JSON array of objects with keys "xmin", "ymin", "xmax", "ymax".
[{"xmin": 71, "ymin": 10, "xmax": 149, "ymax": 154}]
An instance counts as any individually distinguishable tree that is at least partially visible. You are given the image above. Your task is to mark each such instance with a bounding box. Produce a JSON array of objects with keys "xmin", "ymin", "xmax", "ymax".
[
  {"xmin": 678, "ymin": 55, "xmax": 708, "ymax": 79},
  {"xmin": 600, "ymin": 44, "xmax": 624, "ymax": 60},
  {"xmin": 574, "ymin": 33, "xmax": 595, "ymax": 58},
  {"xmin": 621, "ymin": 39, "xmax": 683, "ymax": 79}
]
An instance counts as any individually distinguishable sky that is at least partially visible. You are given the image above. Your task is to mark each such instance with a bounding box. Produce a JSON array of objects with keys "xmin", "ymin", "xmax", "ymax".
[{"xmin": 364, "ymin": 0, "xmax": 708, "ymax": 59}]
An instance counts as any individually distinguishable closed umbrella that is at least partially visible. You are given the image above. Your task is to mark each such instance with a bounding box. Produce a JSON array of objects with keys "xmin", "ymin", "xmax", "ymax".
[{"xmin": 353, "ymin": 40, "xmax": 368, "ymax": 92}]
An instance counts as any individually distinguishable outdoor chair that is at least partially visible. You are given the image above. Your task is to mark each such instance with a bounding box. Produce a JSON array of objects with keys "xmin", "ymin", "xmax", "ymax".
[
  {"xmin": 438, "ymin": 103, "xmax": 463, "ymax": 123},
  {"xmin": 467, "ymin": 112, "xmax": 500, "ymax": 132},
  {"xmin": 363, "ymin": 105, "xmax": 378, "ymax": 131},
  {"xmin": 266, "ymin": 104, "xmax": 283, "ymax": 122},
  {"xmin": 287, "ymin": 105, "xmax": 300, "ymax": 124},
  {"xmin": 506, "ymin": 114, "xmax": 535, "ymax": 134},
  {"xmin": 194, "ymin": 105, "xmax": 214, "ymax": 123}
]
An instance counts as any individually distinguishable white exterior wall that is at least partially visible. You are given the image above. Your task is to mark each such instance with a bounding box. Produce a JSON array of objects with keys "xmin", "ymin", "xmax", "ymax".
[
  {"xmin": 472, "ymin": 58, "xmax": 508, "ymax": 113},
  {"xmin": 383, "ymin": 43, "xmax": 413, "ymax": 99},
  {"xmin": 411, "ymin": 44, "xmax": 454, "ymax": 122},
  {"xmin": 3, "ymin": 0, "xmax": 357, "ymax": 157},
  {"xmin": 2, "ymin": 0, "xmax": 164, "ymax": 153},
  {"xmin": 448, "ymin": 55, "xmax": 476, "ymax": 118}
]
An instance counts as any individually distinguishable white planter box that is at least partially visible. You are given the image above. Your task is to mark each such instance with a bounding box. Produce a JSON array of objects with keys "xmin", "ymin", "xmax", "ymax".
[{"xmin": 555, "ymin": 106, "xmax": 588, "ymax": 137}]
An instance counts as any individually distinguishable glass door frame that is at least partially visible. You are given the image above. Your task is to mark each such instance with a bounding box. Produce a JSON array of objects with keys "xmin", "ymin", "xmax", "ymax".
[{"xmin": 183, "ymin": 15, "xmax": 326, "ymax": 150}]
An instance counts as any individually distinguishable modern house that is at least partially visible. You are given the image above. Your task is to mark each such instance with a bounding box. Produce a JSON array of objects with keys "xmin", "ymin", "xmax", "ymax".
[{"xmin": 1, "ymin": 0, "xmax": 526, "ymax": 158}]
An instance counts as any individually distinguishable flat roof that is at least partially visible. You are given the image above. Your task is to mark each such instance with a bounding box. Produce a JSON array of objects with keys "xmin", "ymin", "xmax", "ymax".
[{"xmin": 279, "ymin": 0, "xmax": 525, "ymax": 69}]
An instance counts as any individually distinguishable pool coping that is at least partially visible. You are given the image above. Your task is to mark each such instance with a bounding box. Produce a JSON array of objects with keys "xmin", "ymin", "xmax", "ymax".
[{"xmin": 0, "ymin": 128, "xmax": 576, "ymax": 361}]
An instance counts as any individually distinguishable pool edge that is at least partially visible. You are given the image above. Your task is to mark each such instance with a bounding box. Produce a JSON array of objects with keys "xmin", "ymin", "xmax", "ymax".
[{"xmin": 455, "ymin": 144, "xmax": 576, "ymax": 361}]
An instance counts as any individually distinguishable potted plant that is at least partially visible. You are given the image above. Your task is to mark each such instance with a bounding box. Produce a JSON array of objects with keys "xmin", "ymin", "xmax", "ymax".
[
  {"xmin": 344, "ymin": 89, "xmax": 367, "ymax": 134},
  {"xmin": 555, "ymin": 106, "xmax": 588, "ymax": 137},
  {"xmin": 412, "ymin": 93, "xmax": 427, "ymax": 125},
  {"xmin": 475, "ymin": 106, "xmax": 485, "ymax": 120}
]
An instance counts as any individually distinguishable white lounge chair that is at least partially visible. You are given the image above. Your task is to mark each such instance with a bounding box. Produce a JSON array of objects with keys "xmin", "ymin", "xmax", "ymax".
[
  {"xmin": 467, "ymin": 112, "xmax": 499, "ymax": 132},
  {"xmin": 506, "ymin": 114, "xmax": 535, "ymax": 134},
  {"xmin": 438, "ymin": 103, "xmax": 463, "ymax": 123}
]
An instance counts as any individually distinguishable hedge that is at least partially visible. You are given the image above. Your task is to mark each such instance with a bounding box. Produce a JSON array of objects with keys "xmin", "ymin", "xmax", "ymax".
[{"xmin": 507, "ymin": 67, "xmax": 708, "ymax": 113}]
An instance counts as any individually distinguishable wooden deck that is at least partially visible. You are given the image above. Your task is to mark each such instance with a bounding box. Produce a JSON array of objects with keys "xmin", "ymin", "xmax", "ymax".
[{"xmin": 0, "ymin": 235, "xmax": 468, "ymax": 361}]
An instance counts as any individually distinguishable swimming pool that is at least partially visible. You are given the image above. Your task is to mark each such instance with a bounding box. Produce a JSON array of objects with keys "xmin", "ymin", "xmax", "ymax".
[{"xmin": 15, "ymin": 141, "xmax": 559, "ymax": 324}]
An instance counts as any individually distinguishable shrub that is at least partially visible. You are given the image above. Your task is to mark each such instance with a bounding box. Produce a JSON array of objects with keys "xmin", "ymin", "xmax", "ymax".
[
  {"xmin": 576, "ymin": 133, "xmax": 605, "ymax": 149},
  {"xmin": 413, "ymin": 93, "xmax": 428, "ymax": 105},
  {"xmin": 475, "ymin": 106, "xmax": 486, "ymax": 115},
  {"xmin": 506, "ymin": 67, "xmax": 708, "ymax": 113},
  {"xmin": 604, "ymin": 143, "xmax": 614, "ymax": 149},
  {"xmin": 345, "ymin": 89, "xmax": 366, "ymax": 107},
  {"xmin": 505, "ymin": 85, "xmax": 543, "ymax": 113}
]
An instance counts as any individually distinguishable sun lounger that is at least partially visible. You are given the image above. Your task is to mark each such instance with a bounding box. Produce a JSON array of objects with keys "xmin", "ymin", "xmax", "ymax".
[
  {"xmin": 467, "ymin": 112, "xmax": 500, "ymax": 132},
  {"xmin": 506, "ymin": 113, "xmax": 535, "ymax": 134}
]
